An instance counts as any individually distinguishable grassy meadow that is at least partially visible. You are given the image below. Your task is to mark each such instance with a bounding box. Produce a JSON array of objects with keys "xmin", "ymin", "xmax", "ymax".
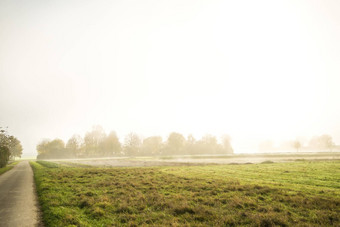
[{"xmin": 30, "ymin": 160, "xmax": 340, "ymax": 226}]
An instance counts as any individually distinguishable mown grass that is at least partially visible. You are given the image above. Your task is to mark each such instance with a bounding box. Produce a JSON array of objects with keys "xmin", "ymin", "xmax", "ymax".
[
  {"xmin": 0, "ymin": 161, "xmax": 20, "ymax": 175},
  {"xmin": 31, "ymin": 160, "xmax": 340, "ymax": 226}
]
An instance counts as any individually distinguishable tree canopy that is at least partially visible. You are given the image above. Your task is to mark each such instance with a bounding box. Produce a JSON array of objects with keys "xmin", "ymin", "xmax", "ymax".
[
  {"xmin": 0, "ymin": 127, "xmax": 23, "ymax": 167},
  {"xmin": 36, "ymin": 126, "xmax": 234, "ymax": 159}
]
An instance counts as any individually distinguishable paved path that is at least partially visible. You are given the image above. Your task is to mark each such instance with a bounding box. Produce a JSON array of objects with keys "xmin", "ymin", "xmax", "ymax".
[{"xmin": 0, "ymin": 161, "xmax": 41, "ymax": 227}]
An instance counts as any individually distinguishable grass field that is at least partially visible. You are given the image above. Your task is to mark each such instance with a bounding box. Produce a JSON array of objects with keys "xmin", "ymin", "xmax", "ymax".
[
  {"xmin": 0, "ymin": 161, "xmax": 20, "ymax": 175},
  {"xmin": 30, "ymin": 160, "xmax": 340, "ymax": 226}
]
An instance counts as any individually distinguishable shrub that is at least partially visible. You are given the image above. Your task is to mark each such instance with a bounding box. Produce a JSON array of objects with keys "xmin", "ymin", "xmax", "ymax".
[{"xmin": 0, "ymin": 146, "xmax": 10, "ymax": 168}]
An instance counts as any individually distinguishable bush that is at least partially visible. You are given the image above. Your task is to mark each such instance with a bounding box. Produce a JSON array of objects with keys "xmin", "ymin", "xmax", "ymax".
[{"xmin": 0, "ymin": 146, "xmax": 10, "ymax": 168}]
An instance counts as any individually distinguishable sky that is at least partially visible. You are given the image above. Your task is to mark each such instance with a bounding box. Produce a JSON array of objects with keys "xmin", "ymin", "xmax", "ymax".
[{"xmin": 1, "ymin": 0, "xmax": 340, "ymax": 156}]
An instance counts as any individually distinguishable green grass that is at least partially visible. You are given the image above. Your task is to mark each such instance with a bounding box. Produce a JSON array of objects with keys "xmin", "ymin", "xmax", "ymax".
[
  {"xmin": 36, "ymin": 160, "xmax": 61, "ymax": 168},
  {"xmin": 30, "ymin": 160, "xmax": 340, "ymax": 226},
  {"xmin": 0, "ymin": 161, "xmax": 20, "ymax": 175}
]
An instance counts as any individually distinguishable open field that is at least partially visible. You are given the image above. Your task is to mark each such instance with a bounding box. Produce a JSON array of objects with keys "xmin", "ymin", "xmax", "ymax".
[
  {"xmin": 50, "ymin": 152, "xmax": 340, "ymax": 167},
  {"xmin": 31, "ymin": 160, "xmax": 340, "ymax": 226}
]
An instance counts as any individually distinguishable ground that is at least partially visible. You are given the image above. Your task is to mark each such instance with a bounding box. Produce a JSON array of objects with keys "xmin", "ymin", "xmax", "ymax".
[
  {"xmin": 31, "ymin": 159, "xmax": 340, "ymax": 226},
  {"xmin": 51, "ymin": 152, "xmax": 340, "ymax": 167},
  {"xmin": 0, "ymin": 161, "xmax": 42, "ymax": 227}
]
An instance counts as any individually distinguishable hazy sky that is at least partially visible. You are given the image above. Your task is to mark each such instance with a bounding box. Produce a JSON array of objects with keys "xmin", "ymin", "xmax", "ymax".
[{"xmin": 1, "ymin": 0, "xmax": 340, "ymax": 155}]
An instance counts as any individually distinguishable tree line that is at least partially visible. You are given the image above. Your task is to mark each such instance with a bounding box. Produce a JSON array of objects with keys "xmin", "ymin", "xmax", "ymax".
[
  {"xmin": 259, "ymin": 134, "xmax": 336, "ymax": 152},
  {"xmin": 0, "ymin": 127, "xmax": 23, "ymax": 167},
  {"xmin": 37, "ymin": 126, "xmax": 233, "ymax": 159}
]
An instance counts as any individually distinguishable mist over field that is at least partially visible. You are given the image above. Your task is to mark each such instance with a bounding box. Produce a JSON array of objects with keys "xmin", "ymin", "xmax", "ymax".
[
  {"xmin": 1, "ymin": 0, "xmax": 340, "ymax": 157},
  {"xmin": 1, "ymin": 1, "xmax": 340, "ymax": 226}
]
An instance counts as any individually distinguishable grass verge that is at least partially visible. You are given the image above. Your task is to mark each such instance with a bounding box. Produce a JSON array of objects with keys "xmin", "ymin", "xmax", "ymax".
[
  {"xmin": 31, "ymin": 160, "xmax": 340, "ymax": 226},
  {"xmin": 0, "ymin": 161, "xmax": 20, "ymax": 175}
]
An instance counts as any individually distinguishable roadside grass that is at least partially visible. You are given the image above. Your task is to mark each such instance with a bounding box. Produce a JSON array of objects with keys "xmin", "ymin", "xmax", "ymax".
[
  {"xmin": 55, "ymin": 161, "xmax": 94, "ymax": 168},
  {"xmin": 0, "ymin": 161, "xmax": 20, "ymax": 175},
  {"xmin": 36, "ymin": 161, "xmax": 60, "ymax": 168},
  {"xmin": 37, "ymin": 160, "xmax": 93, "ymax": 168},
  {"xmin": 31, "ymin": 160, "xmax": 340, "ymax": 226}
]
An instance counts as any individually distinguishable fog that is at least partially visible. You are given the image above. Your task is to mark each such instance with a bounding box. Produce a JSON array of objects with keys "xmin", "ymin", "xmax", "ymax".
[{"xmin": 1, "ymin": 0, "xmax": 340, "ymax": 156}]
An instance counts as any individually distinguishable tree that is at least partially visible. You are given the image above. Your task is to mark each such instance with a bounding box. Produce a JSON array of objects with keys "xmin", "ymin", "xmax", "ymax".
[
  {"xmin": 49, "ymin": 139, "xmax": 66, "ymax": 158},
  {"xmin": 165, "ymin": 132, "xmax": 186, "ymax": 155},
  {"xmin": 185, "ymin": 134, "xmax": 197, "ymax": 155},
  {"xmin": 103, "ymin": 131, "xmax": 121, "ymax": 156},
  {"xmin": 66, "ymin": 134, "xmax": 83, "ymax": 157},
  {"xmin": 0, "ymin": 134, "xmax": 23, "ymax": 159},
  {"xmin": 195, "ymin": 134, "xmax": 221, "ymax": 154},
  {"xmin": 292, "ymin": 140, "xmax": 301, "ymax": 152},
  {"xmin": 141, "ymin": 136, "xmax": 163, "ymax": 156},
  {"xmin": 36, "ymin": 139, "xmax": 66, "ymax": 159},
  {"xmin": 320, "ymin": 134, "xmax": 335, "ymax": 152},
  {"xmin": 84, "ymin": 125, "xmax": 107, "ymax": 156},
  {"xmin": 0, "ymin": 146, "xmax": 10, "ymax": 168},
  {"xmin": 309, "ymin": 134, "xmax": 335, "ymax": 151},
  {"xmin": 36, "ymin": 139, "xmax": 51, "ymax": 158},
  {"xmin": 123, "ymin": 133, "xmax": 142, "ymax": 156},
  {"xmin": 8, "ymin": 137, "xmax": 23, "ymax": 159},
  {"xmin": 0, "ymin": 127, "xmax": 23, "ymax": 165},
  {"xmin": 221, "ymin": 135, "xmax": 234, "ymax": 154}
]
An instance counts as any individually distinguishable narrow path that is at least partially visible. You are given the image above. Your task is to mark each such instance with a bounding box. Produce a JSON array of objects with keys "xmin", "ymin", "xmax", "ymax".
[{"xmin": 0, "ymin": 161, "xmax": 41, "ymax": 227}]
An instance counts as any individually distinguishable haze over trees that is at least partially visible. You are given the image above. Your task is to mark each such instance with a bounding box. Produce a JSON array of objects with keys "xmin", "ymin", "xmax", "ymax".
[
  {"xmin": 0, "ymin": 127, "xmax": 23, "ymax": 167},
  {"xmin": 36, "ymin": 126, "xmax": 233, "ymax": 159},
  {"xmin": 258, "ymin": 134, "xmax": 336, "ymax": 152},
  {"xmin": 292, "ymin": 140, "xmax": 302, "ymax": 152},
  {"xmin": 308, "ymin": 135, "xmax": 335, "ymax": 152},
  {"xmin": 36, "ymin": 139, "xmax": 67, "ymax": 159}
]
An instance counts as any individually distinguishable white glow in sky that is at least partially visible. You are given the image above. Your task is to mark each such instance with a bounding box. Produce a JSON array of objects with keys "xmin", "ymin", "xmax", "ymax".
[{"xmin": 1, "ymin": 0, "xmax": 340, "ymax": 155}]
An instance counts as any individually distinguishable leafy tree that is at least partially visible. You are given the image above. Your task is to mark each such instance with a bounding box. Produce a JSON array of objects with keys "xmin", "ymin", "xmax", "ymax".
[
  {"xmin": 221, "ymin": 135, "xmax": 233, "ymax": 154},
  {"xmin": 166, "ymin": 132, "xmax": 185, "ymax": 155},
  {"xmin": 36, "ymin": 139, "xmax": 51, "ymax": 157},
  {"xmin": 141, "ymin": 136, "xmax": 162, "ymax": 155},
  {"xmin": 123, "ymin": 133, "xmax": 142, "ymax": 156},
  {"xmin": 195, "ymin": 135, "xmax": 220, "ymax": 154},
  {"xmin": 185, "ymin": 134, "xmax": 197, "ymax": 155},
  {"xmin": 37, "ymin": 139, "xmax": 66, "ymax": 159},
  {"xmin": 0, "ymin": 135, "xmax": 23, "ymax": 158},
  {"xmin": 48, "ymin": 139, "xmax": 66, "ymax": 157},
  {"xmin": 309, "ymin": 134, "xmax": 335, "ymax": 151},
  {"xmin": 0, "ymin": 146, "xmax": 10, "ymax": 168},
  {"xmin": 8, "ymin": 137, "xmax": 23, "ymax": 159},
  {"xmin": 204, "ymin": 134, "xmax": 222, "ymax": 154},
  {"xmin": 103, "ymin": 131, "xmax": 121, "ymax": 156},
  {"xmin": 84, "ymin": 125, "xmax": 106, "ymax": 156},
  {"xmin": 319, "ymin": 134, "xmax": 335, "ymax": 151},
  {"xmin": 0, "ymin": 127, "xmax": 23, "ymax": 165},
  {"xmin": 36, "ymin": 127, "xmax": 237, "ymax": 158},
  {"xmin": 66, "ymin": 134, "xmax": 83, "ymax": 157}
]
